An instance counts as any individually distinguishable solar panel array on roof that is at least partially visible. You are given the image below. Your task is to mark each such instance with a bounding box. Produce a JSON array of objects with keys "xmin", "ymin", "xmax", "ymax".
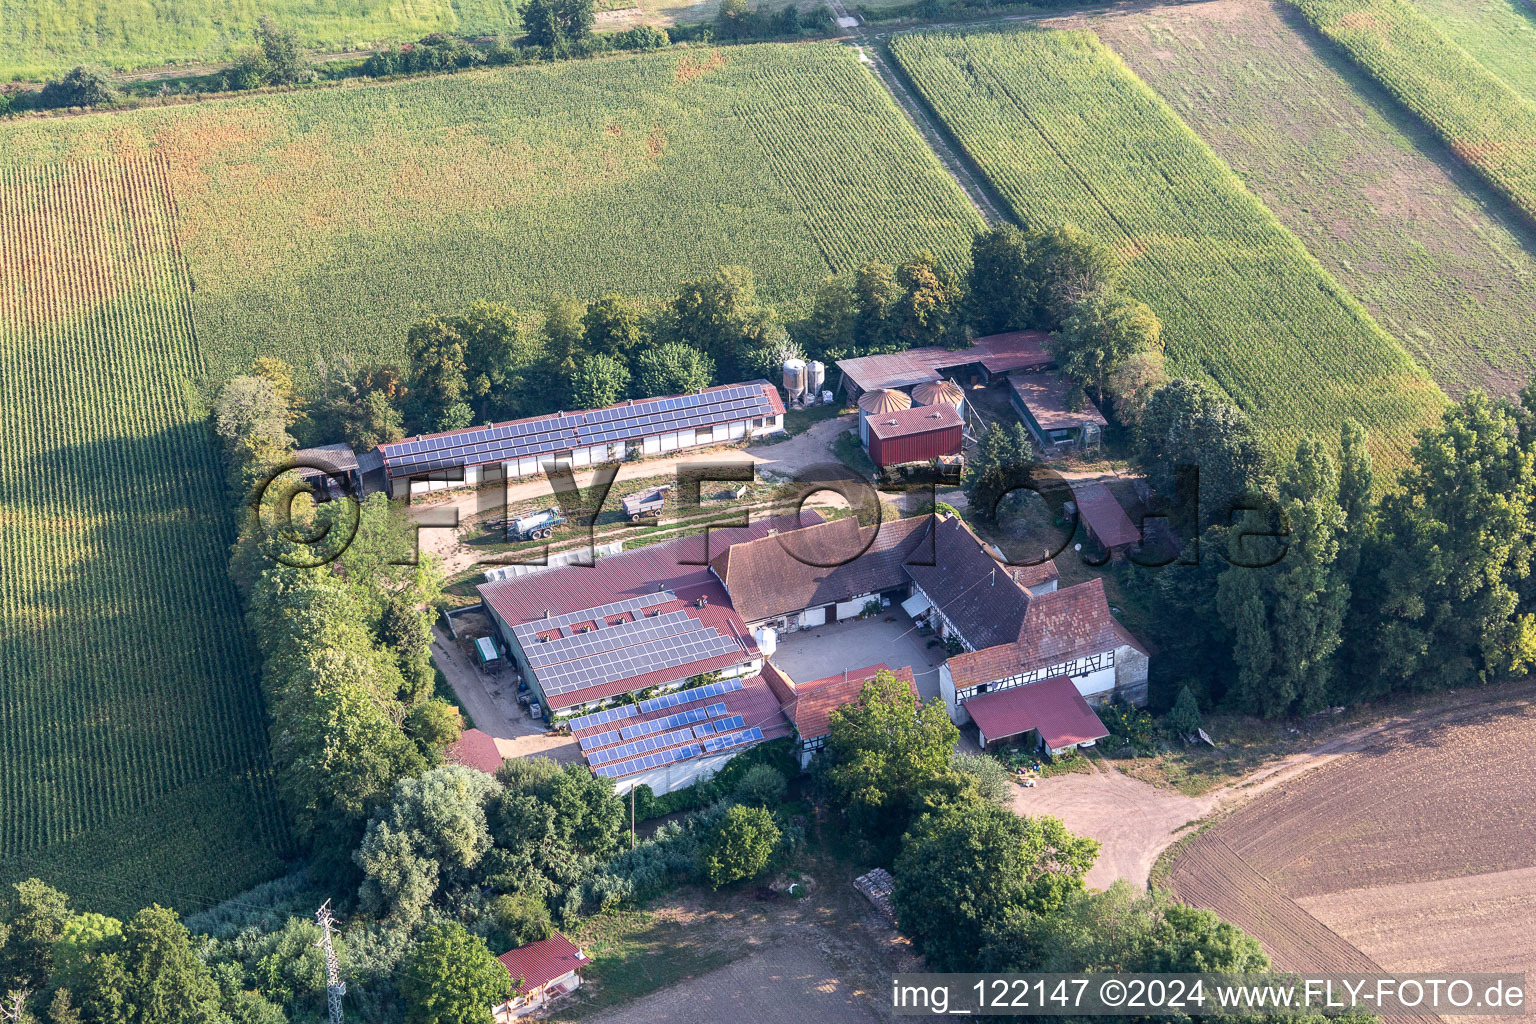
[
  {"xmin": 589, "ymin": 727, "xmax": 700, "ymax": 766},
  {"xmin": 702, "ymin": 727, "xmax": 764, "ymax": 753},
  {"xmin": 566, "ymin": 704, "xmax": 639, "ymax": 733},
  {"xmin": 593, "ymin": 743, "xmax": 702, "ymax": 779},
  {"xmin": 693, "ymin": 714, "xmax": 745, "ymax": 738},
  {"xmin": 566, "ymin": 676, "xmax": 747, "ymax": 733},
  {"xmin": 379, "ymin": 384, "xmax": 777, "ymax": 478},
  {"xmin": 511, "ymin": 593, "xmax": 671, "ymax": 643},
  {"xmin": 637, "ymin": 677, "xmax": 744, "ymax": 713},
  {"xmin": 618, "ymin": 704, "xmax": 726, "ymax": 741}
]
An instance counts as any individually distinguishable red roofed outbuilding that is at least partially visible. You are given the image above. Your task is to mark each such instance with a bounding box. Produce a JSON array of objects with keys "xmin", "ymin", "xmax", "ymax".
[
  {"xmin": 492, "ymin": 932, "xmax": 591, "ymax": 1020},
  {"xmin": 963, "ymin": 676, "xmax": 1109, "ymax": 756},
  {"xmin": 445, "ymin": 728, "xmax": 503, "ymax": 775},
  {"xmin": 771, "ymin": 663, "xmax": 917, "ymax": 768}
]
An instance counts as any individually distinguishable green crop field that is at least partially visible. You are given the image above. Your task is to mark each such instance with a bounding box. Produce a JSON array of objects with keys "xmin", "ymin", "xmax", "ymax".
[
  {"xmin": 1410, "ymin": 0, "xmax": 1536, "ymax": 103},
  {"xmin": 1092, "ymin": 0, "xmax": 1536, "ymax": 399},
  {"xmin": 0, "ymin": 44, "xmax": 980, "ymax": 907},
  {"xmin": 2, "ymin": 44, "xmax": 982, "ymax": 388},
  {"xmin": 0, "ymin": 0, "xmax": 523, "ymax": 80},
  {"xmin": 0, "ymin": 156, "xmax": 292, "ymax": 913},
  {"xmin": 1290, "ymin": 0, "xmax": 1536, "ymax": 232},
  {"xmin": 889, "ymin": 28, "xmax": 1444, "ymax": 468}
]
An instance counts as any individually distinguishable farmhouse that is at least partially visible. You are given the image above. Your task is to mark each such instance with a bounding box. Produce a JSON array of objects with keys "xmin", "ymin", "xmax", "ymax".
[
  {"xmin": 492, "ymin": 932, "xmax": 591, "ymax": 1020},
  {"xmin": 941, "ymin": 576, "xmax": 1148, "ymax": 713},
  {"xmin": 377, "ymin": 380, "xmax": 785, "ymax": 498},
  {"xmin": 708, "ymin": 515, "xmax": 933, "ymax": 632},
  {"xmin": 1009, "ymin": 374, "xmax": 1105, "ymax": 453},
  {"xmin": 764, "ymin": 662, "xmax": 917, "ymax": 768},
  {"xmin": 836, "ymin": 331, "xmax": 1052, "ymax": 400}
]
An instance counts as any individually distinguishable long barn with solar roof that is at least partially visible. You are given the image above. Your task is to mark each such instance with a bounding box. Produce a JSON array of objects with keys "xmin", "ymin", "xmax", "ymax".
[{"xmin": 376, "ymin": 380, "xmax": 785, "ymax": 498}]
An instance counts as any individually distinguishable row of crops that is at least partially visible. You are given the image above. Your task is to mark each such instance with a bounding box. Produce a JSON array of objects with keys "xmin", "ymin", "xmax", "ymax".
[
  {"xmin": 1290, "ymin": 0, "xmax": 1536, "ymax": 232},
  {"xmin": 888, "ymin": 28, "xmax": 1446, "ymax": 468},
  {"xmin": 0, "ymin": 156, "xmax": 291, "ymax": 909},
  {"xmin": 0, "ymin": 45, "xmax": 983, "ymax": 388}
]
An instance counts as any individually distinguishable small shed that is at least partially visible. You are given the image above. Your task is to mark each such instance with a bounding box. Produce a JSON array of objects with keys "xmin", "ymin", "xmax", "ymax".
[
  {"xmin": 964, "ymin": 676, "xmax": 1109, "ymax": 757},
  {"xmin": 492, "ymin": 932, "xmax": 592, "ymax": 1020},
  {"xmin": 288, "ymin": 443, "xmax": 362, "ymax": 500},
  {"xmin": 446, "ymin": 727, "xmax": 504, "ymax": 775},
  {"xmin": 1069, "ymin": 480, "xmax": 1140, "ymax": 557},
  {"xmin": 865, "ymin": 404, "xmax": 964, "ymax": 469},
  {"xmin": 1009, "ymin": 374, "xmax": 1105, "ymax": 452}
]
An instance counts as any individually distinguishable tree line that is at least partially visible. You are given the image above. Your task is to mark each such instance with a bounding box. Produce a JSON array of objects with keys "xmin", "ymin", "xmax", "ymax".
[{"xmin": 303, "ymin": 224, "xmax": 1160, "ymax": 454}]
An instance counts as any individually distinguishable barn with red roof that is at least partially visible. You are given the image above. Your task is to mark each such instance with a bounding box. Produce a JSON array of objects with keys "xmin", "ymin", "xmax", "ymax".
[{"xmin": 491, "ymin": 932, "xmax": 591, "ymax": 1020}]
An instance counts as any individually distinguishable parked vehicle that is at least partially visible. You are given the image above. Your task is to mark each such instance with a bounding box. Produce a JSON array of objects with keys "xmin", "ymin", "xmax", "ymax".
[
  {"xmin": 508, "ymin": 507, "xmax": 567, "ymax": 541},
  {"xmin": 621, "ymin": 485, "xmax": 671, "ymax": 522}
]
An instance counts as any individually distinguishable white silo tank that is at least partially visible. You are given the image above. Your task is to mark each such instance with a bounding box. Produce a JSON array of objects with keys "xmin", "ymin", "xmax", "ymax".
[
  {"xmin": 782, "ymin": 358, "xmax": 806, "ymax": 406},
  {"xmin": 807, "ymin": 360, "xmax": 826, "ymax": 398},
  {"xmin": 755, "ymin": 627, "xmax": 777, "ymax": 658}
]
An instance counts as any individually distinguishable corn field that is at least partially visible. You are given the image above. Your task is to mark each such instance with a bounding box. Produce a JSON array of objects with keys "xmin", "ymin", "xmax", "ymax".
[
  {"xmin": 1, "ymin": 45, "xmax": 981, "ymax": 388},
  {"xmin": 0, "ymin": 156, "xmax": 290, "ymax": 910},
  {"xmin": 890, "ymin": 28, "xmax": 1446, "ymax": 468},
  {"xmin": 1291, "ymin": 0, "xmax": 1536, "ymax": 233}
]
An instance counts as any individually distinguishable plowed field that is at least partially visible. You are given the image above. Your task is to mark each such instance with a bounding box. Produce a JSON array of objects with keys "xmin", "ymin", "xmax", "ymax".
[{"xmin": 1169, "ymin": 703, "xmax": 1536, "ymax": 1023}]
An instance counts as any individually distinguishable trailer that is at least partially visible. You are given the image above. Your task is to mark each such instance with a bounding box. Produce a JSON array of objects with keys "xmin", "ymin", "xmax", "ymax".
[
  {"xmin": 621, "ymin": 485, "xmax": 671, "ymax": 522},
  {"xmin": 507, "ymin": 507, "xmax": 567, "ymax": 541}
]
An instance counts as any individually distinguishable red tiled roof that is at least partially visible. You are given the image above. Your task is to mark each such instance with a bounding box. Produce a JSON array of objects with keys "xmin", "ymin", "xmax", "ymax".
[
  {"xmin": 498, "ymin": 932, "xmax": 591, "ymax": 993},
  {"xmin": 445, "ymin": 728, "xmax": 502, "ymax": 774},
  {"xmin": 837, "ymin": 332, "xmax": 1052, "ymax": 393},
  {"xmin": 946, "ymin": 578, "xmax": 1140, "ymax": 689},
  {"xmin": 1072, "ymin": 481, "xmax": 1140, "ymax": 549},
  {"xmin": 1010, "ymin": 374, "xmax": 1107, "ymax": 430},
  {"xmin": 866, "ymin": 403, "xmax": 964, "ymax": 441},
  {"xmin": 479, "ymin": 512, "xmax": 819, "ymax": 630},
  {"xmin": 778, "ymin": 664, "xmax": 917, "ymax": 741},
  {"xmin": 965, "ymin": 676, "xmax": 1108, "ymax": 749},
  {"xmin": 710, "ymin": 515, "xmax": 933, "ymax": 624},
  {"xmin": 1010, "ymin": 556, "xmax": 1060, "ymax": 592}
]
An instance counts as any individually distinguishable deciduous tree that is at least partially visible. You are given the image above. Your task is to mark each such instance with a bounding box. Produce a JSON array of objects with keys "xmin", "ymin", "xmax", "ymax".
[{"xmin": 398, "ymin": 923, "xmax": 511, "ymax": 1024}]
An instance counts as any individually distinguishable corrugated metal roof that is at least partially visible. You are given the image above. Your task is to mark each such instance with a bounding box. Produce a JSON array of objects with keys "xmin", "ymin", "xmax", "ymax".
[
  {"xmin": 1010, "ymin": 374, "xmax": 1107, "ymax": 430},
  {"xmin": 857, "ymin": 388, "xmax": 912, "ymax": 414},
  {"xmin": 498, "ymin": 933, "xmax": 590, "ymax": 992},
  {"xmin": 964, "ymin": 676, "xmax": 1108, "ymax": 749},
  {"xmin": 867, "ymin": 403, "xmax": 963, "ymax": 441},
  {"xmin": 1072, "ymin": 481, "xmax": 1139, "ymax": 549},
  {"xmin": 912, "ymin": 379, "xmax": 966, "ymax": 406},
  {"xmin": 838, "ymin": 332, "xmax": 1052, "ymax": 393}
]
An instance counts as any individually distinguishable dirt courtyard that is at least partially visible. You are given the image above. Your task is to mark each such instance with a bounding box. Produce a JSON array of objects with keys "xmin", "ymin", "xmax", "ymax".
[{"xmin": 580, "ymin": 943, "xmax": 887, "ymax": 1024}]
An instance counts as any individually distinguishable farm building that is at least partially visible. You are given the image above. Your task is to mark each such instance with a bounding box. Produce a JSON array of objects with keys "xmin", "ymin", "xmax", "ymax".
[
  {"xmin": 764, "ymin": 662, "xmax": 917, "ymax": 769},
  {"xmin": 1069, "ymin": 480, "xmax": 1140, "ymax": 558},
  {"xmin": 836, "ymin": 331, "xmax": 1052, "ymax": 400},
  {"xmin": 964, "ymin": 676, "xmax": 1110, "ymax": 757},
  {"xmin": 1009, "ymin": 374, "xmax": 1105, "ymax": 453},
  {"xmin": 286, "ymin": 443, "xmax": 384, "ymax": 499},
  {"xmin": 864, "ymin": 404, "xmax": 965, "ymax": 470},
  {"xmin": 566, "ymin": 672, "xmax": 792, "ymax": 795},
  {"xmin": 376, "ymin": 381, "xmax": 785, "ymax": 498},
  {"xmin": 940, "ymin": 575, "xmax": 1148, "ymax": 719},
  {"xmin": 492, "ymin": 932, "xmax": 591, "ymax": 1020},
  {"xmin": 708, "ymin": 515, "xmax": 934, "ymax": 633},
  {"xmin": 856, "ymin": 388, "xmax": 912, "ymax": 445}
]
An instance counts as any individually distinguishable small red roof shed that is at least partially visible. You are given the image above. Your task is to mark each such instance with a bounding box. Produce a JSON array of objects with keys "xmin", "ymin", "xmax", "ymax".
[
  {"xmin": 498, "ymin": 932, "xmax": 591, "ymax": 993},
  {"xmin": 865, "ymin": 404, "xmax": 963, "ymax": 468},
  {"xmin": 446, "ymin": 728, "xmax": 503, "ymax": 775},
  {"xmin": 964, "ymin": 676, "xmax": 1109, "ymax": 752}
]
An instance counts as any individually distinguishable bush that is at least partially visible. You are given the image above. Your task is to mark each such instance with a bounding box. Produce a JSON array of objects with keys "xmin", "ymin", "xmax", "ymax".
[
  {"xmin": 488, "ymin": 891, "xmax": 553, "ymax": 949},
  {"xmin": 37, "ymin": 65, "xmax": 118, "ymax": 109},
  {"xmin": 1100, "ymin": 700, "xmax": 1155, "ymax": 750},
  {"xmin": 702, "ymin": 804, "xmax": 781, "ymax": 888},
  {"xmin": 616, "ymin": 25, "xmax": 671, "ymax": 49},
  {"xmin": 732, "ymin": 763, "xmax": 787, "ymax": 806}
]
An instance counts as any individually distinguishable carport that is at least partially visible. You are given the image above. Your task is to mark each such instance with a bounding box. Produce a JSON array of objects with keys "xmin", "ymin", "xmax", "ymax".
[{"xmin": 965, "ymin": 676, "xmax": 1109, "ymax": 756}]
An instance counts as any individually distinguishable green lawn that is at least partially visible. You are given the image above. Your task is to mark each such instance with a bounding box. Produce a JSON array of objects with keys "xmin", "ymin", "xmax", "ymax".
[
  {"xmin": 1093, "ymin": 0, "xmax": 1536, "ymax": 399},
  {"xmin": 890, "ymin": 28, "xmax": 1445, "ymax": 470},
  {"xmin": 0, "ymin": 0, "xmax": 523, "ymax": 79}
]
